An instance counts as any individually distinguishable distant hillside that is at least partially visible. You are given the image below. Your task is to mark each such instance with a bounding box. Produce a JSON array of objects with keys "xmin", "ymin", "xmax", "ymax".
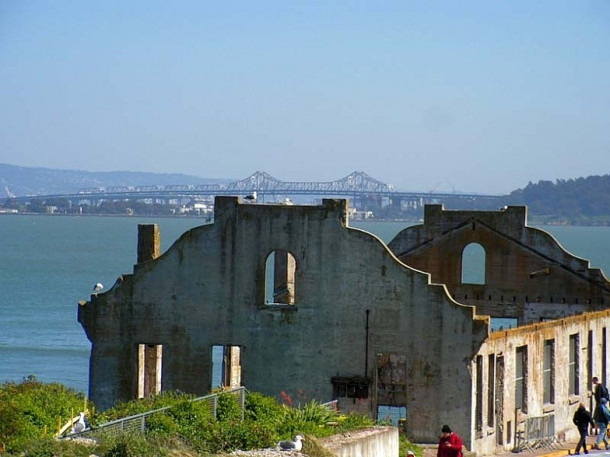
[
  {"xmin": 508, "ymin": 175, "xmax": 610, "ymax": 224},
  {"xmin": 0, "ymin": 164, "xmax": 229, "ymax": 198}
]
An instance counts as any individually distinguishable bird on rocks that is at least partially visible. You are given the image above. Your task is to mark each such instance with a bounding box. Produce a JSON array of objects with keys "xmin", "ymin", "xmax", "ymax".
[
  {"xmin": 93, "ymin": 282, "xmax": 104, "ymax": 292},
  {"xmin": 278, "ymin": 435, "xmax": 304, "ymax": 451}
]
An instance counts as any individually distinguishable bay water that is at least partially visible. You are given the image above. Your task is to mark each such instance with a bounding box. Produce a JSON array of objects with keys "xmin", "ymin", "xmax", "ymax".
[{"xmin": 1, "ymin": 215, "xmax": 609, "ymax": 395}]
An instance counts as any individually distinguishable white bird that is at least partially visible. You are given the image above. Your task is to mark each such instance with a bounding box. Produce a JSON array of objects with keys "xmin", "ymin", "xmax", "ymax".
[
  {"xmin": 244, "ymin": 191, "xmax": 257, "ymax": 202},
  {"xmin": 71, "ymin": 412, "xmax": 87, "ymax": 434},
  {"xmin": 278, "ymin": 435, "xmax": 304, "ymax": 451},
  {"xmin": 93, "ymin": 283, "xmax": 104, "ymax": 292}
]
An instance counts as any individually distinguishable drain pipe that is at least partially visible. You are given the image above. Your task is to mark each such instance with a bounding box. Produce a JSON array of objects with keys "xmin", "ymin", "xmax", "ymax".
[{"xmin": 365, "ymin": 309, "xmax": 370, "ymax": 377}]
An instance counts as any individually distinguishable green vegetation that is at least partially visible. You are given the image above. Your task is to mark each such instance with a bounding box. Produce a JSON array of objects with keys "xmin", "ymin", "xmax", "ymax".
[
  {"xmin": 0, "ymin": 378, "xmax": 419, "ymax": 457},
  {"xmin": 508, "ymin": 175, "xmax": 610, "ymax": 225},
  {"xmin": 0, "ymin": 376, "xmax": 88, "ymax": 453}
]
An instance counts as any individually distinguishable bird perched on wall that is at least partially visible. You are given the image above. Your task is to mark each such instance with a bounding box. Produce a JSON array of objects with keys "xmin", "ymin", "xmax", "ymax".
[
  {"xmin": 244, "ymin": 191, "xmax": 257, "ymax": 202},
  {"xmin": 93, "ymin": 283, "xmax": 104, "ymax": 292},
  {"xmin": 278, "ymin": 435, "xmax": 304, "ymax": 451}
]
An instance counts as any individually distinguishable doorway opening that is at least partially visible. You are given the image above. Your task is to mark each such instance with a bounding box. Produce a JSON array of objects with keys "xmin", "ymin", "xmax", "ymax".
[{"xmin": 137, "ymin": 343, "xmax": 162, "ymax": 398}]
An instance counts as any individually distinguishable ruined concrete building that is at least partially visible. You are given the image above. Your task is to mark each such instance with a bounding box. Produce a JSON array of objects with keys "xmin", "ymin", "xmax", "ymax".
[{"xmin": 78, "ymin": 197, "xmax": 610, "ymax": 455}]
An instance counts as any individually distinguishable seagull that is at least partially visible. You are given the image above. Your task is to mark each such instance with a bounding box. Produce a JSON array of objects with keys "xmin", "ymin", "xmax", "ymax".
[
  {"xmin": 244, "ymin": 191, "xmax": 257, "ymax": 202},
  {"xmin": 278, "ymin": 435, "xmax": 304, "ymax": 451},
  {"xmin": 93, "ymin": 283, "xmax": 104, "ymax": 292},
  {"xmin": 71, "ymin": 412, "xmax": 87, "ymax": 434}
]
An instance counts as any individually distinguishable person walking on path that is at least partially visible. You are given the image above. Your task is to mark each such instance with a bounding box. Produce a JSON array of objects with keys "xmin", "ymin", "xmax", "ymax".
[
  {"xmin": 573, "ymin": 402, "xmax": 595, "ymax": 455},
  {"xmin": 593, "ymin": 377, "xmax": 609, "ymax": 407},
  {"xmin": 437, "ymin": 424, "xmax": 463, "ymax": 457},
  {"xmin": 592, "ymin": 377, "xmax": 609, "ymax": 435},
  {"xmin": 593, "ymin": 398, "xmax": 610, "ymax": 450}
]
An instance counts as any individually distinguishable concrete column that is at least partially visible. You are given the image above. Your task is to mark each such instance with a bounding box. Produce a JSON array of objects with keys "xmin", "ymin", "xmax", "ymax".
[{"xmin": 137, "ymin": 224, "xmax": 161, "ymax": 263}]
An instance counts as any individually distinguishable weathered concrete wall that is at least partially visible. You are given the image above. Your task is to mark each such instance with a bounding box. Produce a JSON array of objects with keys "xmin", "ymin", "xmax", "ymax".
[
  {"xmin": 473, "ymin": 310, "xmax": 610, "ymax": 455},
  {"xmin": 388, "ymin": 205, "xmax": 610, "ymax": 324},
  {"xmin": 78, "ymin": 197, "xmax": 488, "ymax": 445},
  {"xmin": 321, "ymin": 426, "xmax": 399, "ymax": 457}
]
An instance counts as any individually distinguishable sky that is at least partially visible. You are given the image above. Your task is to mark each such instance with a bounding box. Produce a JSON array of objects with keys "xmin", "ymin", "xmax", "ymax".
[{"xmin": 1, "ymin": 1, "xmax": 608, "ymax": 194}]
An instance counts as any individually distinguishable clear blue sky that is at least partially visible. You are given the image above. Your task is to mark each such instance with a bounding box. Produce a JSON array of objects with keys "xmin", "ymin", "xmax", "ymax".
[{"xmin": 1, "ymin": 1, "xmax": 608, "ymax": 194}]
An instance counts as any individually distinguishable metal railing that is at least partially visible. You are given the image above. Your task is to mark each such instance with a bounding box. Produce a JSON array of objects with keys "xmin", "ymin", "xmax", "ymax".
[
  {"xmin": 515, "ymin": 414, "xmax": 561, "ymax": 452},
  {"xmin": 59, "ymin": 387, "xmax": 246, "ymax": 440}
]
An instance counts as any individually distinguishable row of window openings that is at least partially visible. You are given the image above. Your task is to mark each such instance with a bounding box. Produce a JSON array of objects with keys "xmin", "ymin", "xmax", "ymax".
[
  {"xmin": 137, "ymin": 345, "xmax": 403, "ymax": 413},
  {"xmin": 266, "ymin": 246, "xmax": 596, "ymax": 306},
  {"xmin": 137, "ymin": 344, "xmax": 242, "ymax": 398},
  {"xmin": 474, "ymin": 333, "xmax": 588, "ymax": 432}
]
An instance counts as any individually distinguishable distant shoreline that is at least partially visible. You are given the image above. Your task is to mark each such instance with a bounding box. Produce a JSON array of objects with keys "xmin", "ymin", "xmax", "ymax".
[{"xmin": 2, "ymin": 211, "xmax": 609, "ymax": 226}]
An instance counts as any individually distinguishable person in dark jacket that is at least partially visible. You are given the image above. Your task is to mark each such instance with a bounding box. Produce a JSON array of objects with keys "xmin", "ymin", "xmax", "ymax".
[
  {"xmin": 593, "ymin": 397, "xmax": 610, "ymax": 449},
  {"xmin": 573, "ymin": 402, "xmax": 595, "ymax": 454}
]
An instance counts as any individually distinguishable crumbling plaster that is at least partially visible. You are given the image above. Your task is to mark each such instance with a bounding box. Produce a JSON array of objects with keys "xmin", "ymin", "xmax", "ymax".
[
  {"xmin": 473, "ymin": 310, "xmax": 610, "ymax": 456},
  {"xmin": 79, "ymin": 199, "xmax": 610, "ymax": 455},
  {"xmin": 78, "ymin": 197, "xmax": 488, "ymax": 445},
  {"xmin": 388, "ymin": 205, "xmax": 610, "ymax": 324}
]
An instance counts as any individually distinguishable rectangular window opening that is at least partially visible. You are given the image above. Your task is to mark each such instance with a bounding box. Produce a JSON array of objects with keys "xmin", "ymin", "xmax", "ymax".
[
  {"xmin": 377, "ymin": 405, "xmax": 407, "ymax": 427},
  {"xmin": 138, "ymin": 343, "xmax": 162, "ymax": 398},
  {"xmin": 515, "ymin": 345, "xmax": 528, "ymax": 413},
  {"xmin": 490, "ymin": 318, "xmax": 518, "ymax": 331},
  {"xmin": 487, "ymin": 354, "xmax": 495, "ymax": 428},
  {"xmin": 212, "ymin": 344, "xmax": 242, "ymax": 389},
  {"xmin": 569, "ymin": 334, "xmax": 580, "ymax": 395},
  {"xmin": 475, "ymin": 355, "xmax": 483, "ymax": 432},
  {"xmin": 603, "ymin": 328, "xmax": 607, "ymax": 387},
  {"xmin": 543, "ymin": 339, "xmax": 555, "ymax": 404}
]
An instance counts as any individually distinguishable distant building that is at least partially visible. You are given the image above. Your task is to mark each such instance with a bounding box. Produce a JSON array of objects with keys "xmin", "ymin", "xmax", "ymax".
[{"xmin": 79, "ymin": 198, "xmax": 610, "ymax": 455}]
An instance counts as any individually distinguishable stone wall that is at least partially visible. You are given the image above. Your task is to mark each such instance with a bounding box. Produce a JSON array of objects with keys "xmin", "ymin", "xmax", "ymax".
[
  {"xmin": 473, "ymin": 309, "xmax": 610, "ymax": 455},
  {"xmin": 388, "ymin": 205, "xmax": 610, "ymax": 325},
  {"xmin": 321, "ymin": 427, "xmax": 399, "ymax": 457},
  {"xmin": 78, "ymin": 197, "xmax": 488, "ymax": 445},
  {"xmin": 78, "ymin": 199, "xmax": 610, "ymax": 455}
]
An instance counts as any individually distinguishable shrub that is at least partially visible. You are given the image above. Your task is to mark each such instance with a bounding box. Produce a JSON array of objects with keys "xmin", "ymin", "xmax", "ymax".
[
  {"xmin": 0, "ymin": 382, "xmax": 421, "ymax": 457},
  {"xmin": 215, "ymin": 391, "xmax": 243, "ymax": 422},
  {"xmin": 277, "ymin": 399, "xmax": 340, "ymax": 438},
  {"xmin": 96, "ymin": 390, "xmax": 196, "ymax": 424},
  {"xmin": 0, "ymin": 376, "xmax": 89, "ymax": 453}
]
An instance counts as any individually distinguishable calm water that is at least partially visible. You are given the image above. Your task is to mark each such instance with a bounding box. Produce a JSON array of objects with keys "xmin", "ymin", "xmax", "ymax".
[{"xmin": 1, "ymin": 215, "xmax": 609, "ymax": 394}]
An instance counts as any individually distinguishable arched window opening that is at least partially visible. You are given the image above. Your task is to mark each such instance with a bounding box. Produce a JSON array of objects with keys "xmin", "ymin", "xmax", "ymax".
[
  {"xmin": 265, "ymin": 250, "xmax": 296, "ymax": 305},
  {"xmin": 462, "ymin": 242, "xmax": 485, "ymax": 285}
]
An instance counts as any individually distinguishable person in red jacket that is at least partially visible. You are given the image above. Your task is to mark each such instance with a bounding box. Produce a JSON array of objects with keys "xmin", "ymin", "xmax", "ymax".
[{"xmin": 437, "ymin": 424, "xmax": 463, "ymax": 457}]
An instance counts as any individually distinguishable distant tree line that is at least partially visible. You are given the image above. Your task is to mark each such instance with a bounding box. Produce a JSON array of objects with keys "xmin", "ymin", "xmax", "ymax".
[
  {"xmin": 507, "ymin": 175, "xmax": 610, "ymax": 225},
  {"xmin": 1, "ymin": 198, "xmax": 185, "ymax": 217}
]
